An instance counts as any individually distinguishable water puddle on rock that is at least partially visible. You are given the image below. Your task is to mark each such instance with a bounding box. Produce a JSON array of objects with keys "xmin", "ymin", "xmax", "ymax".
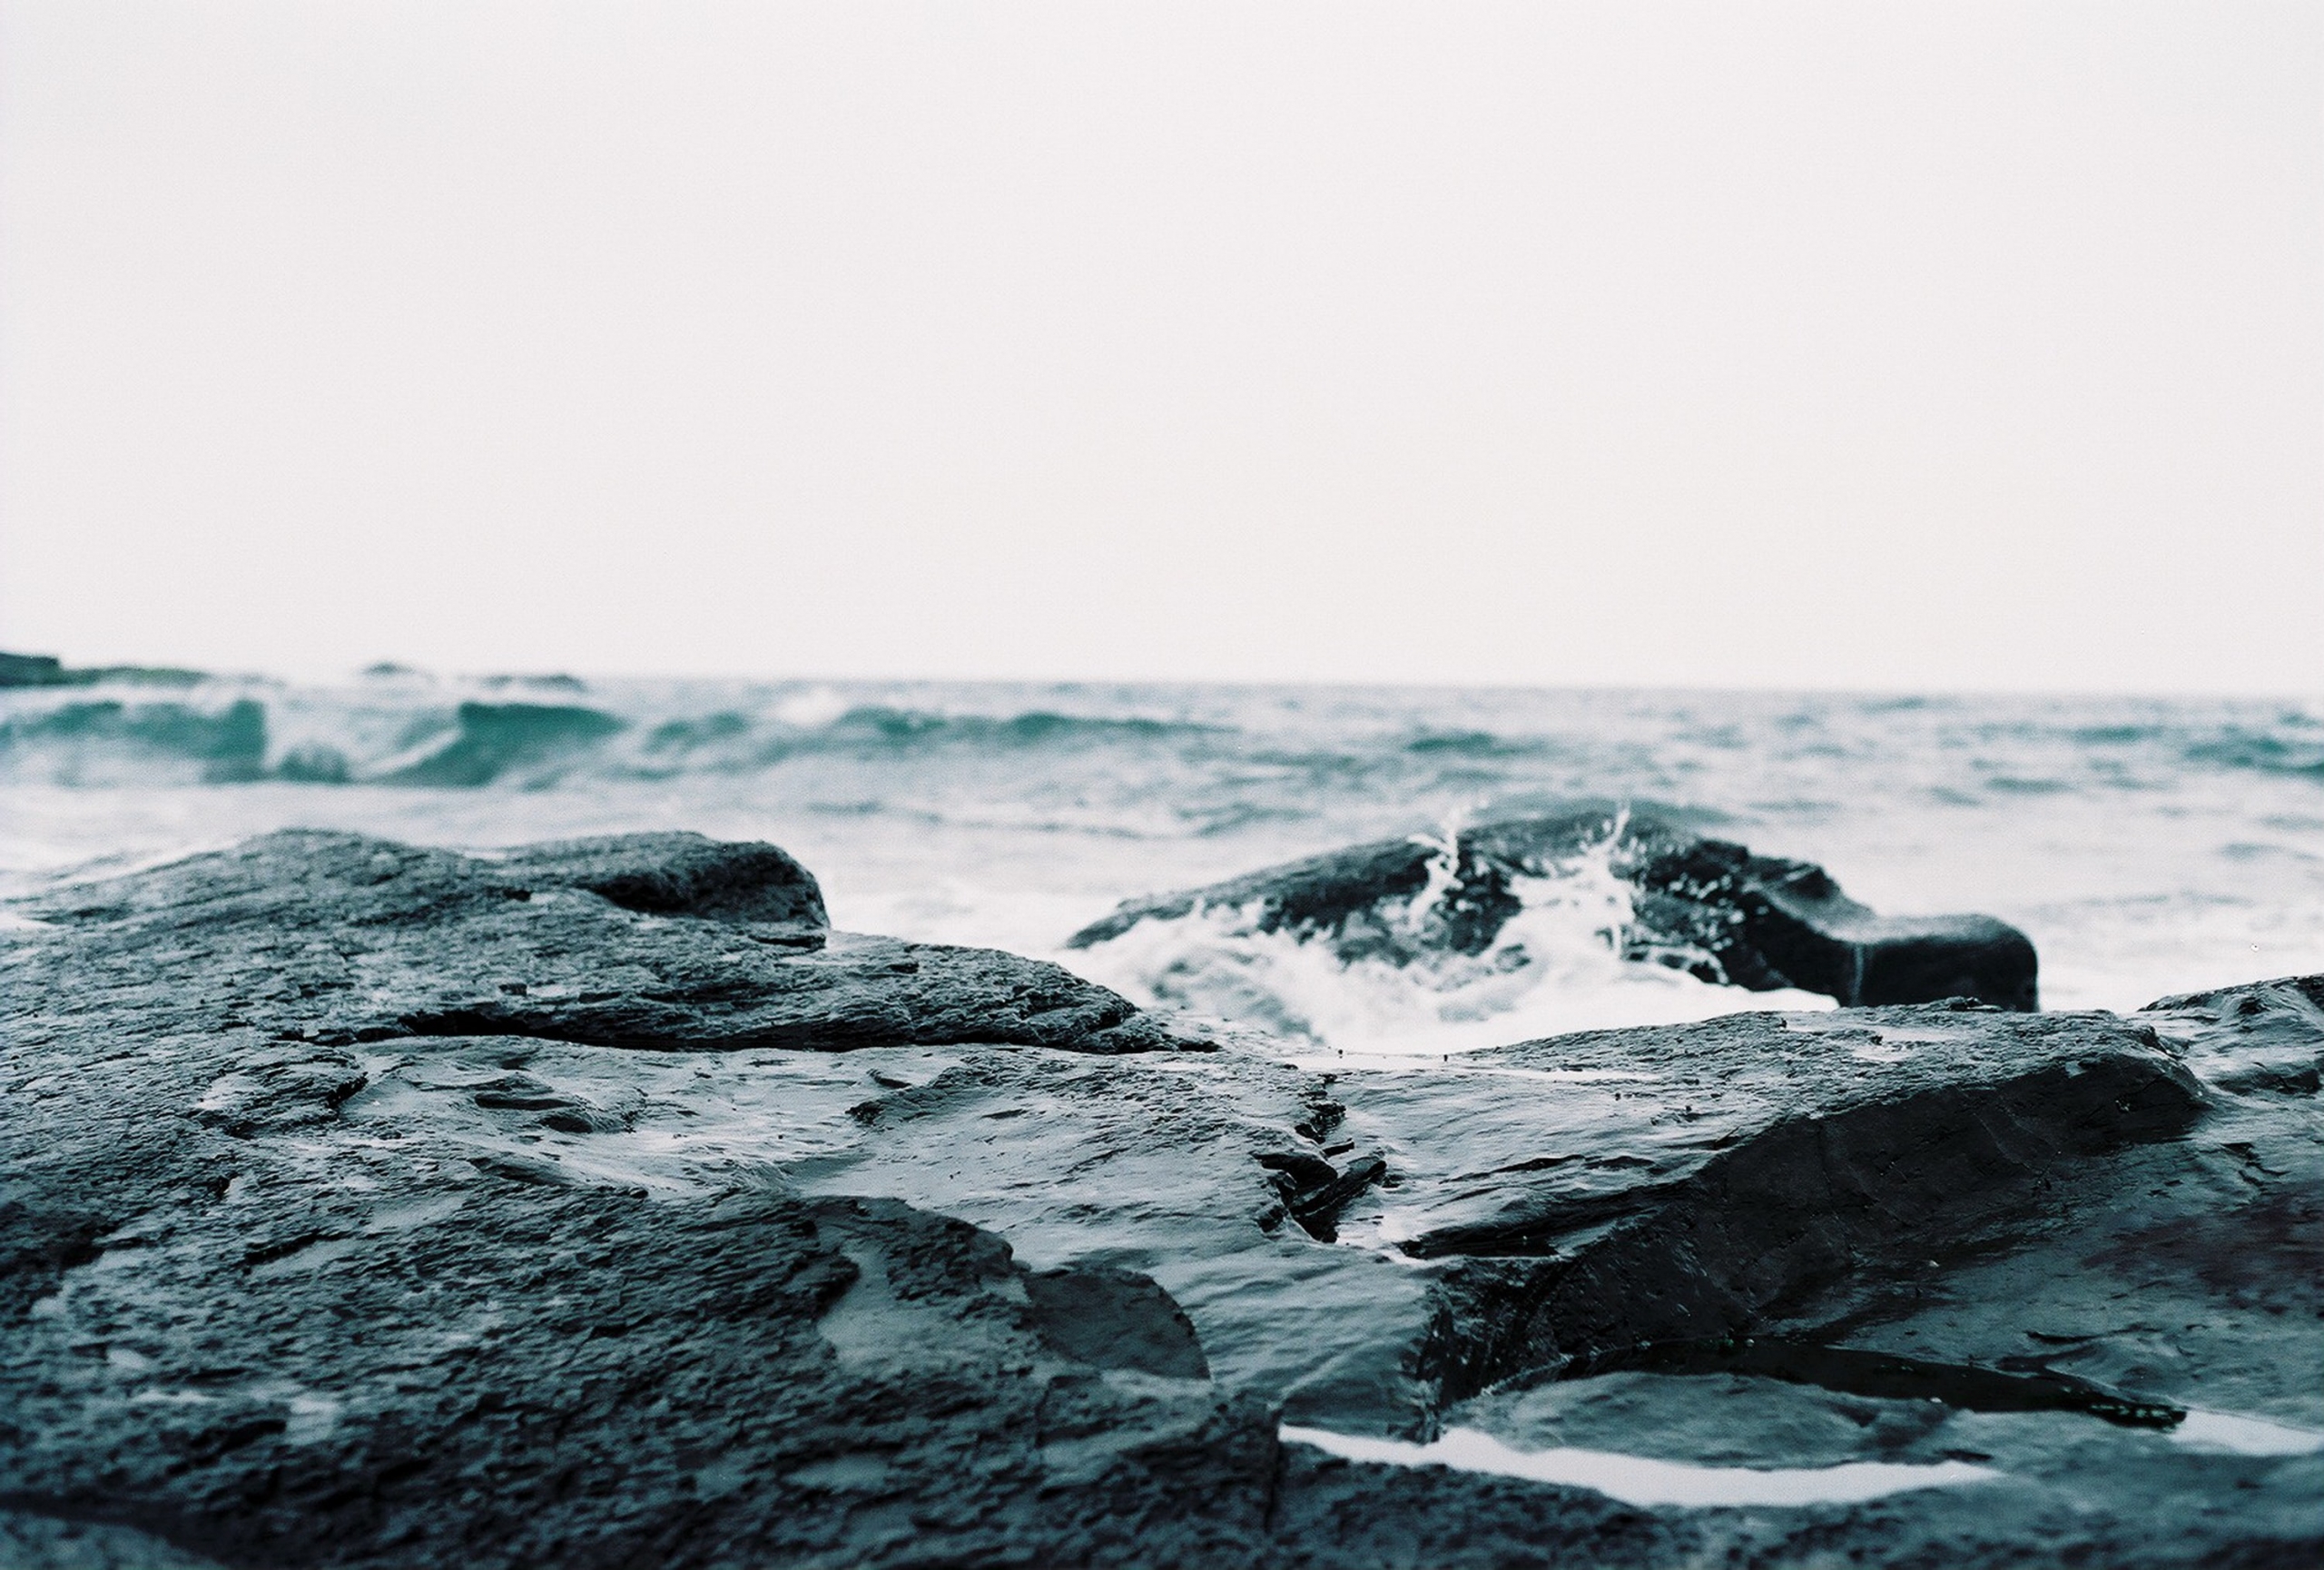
[
  {"xmin": 1278, "ymin": 1425, "xmax": 1997, "ymax": 1507},
  {"xmin": 2171, "ymin": 1410, "xmax": 2324, "ymax": 1456}
]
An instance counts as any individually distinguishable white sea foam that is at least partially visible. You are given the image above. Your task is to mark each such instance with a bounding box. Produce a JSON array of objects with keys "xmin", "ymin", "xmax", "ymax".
[
  {"xmin": 773, "ymin": 686, "xmax": 852, "ymax": 729},
  {"xmin": 1064, "ymin": 821, "xmax": 1834, "ymax": 1054},
  {"xmin": 1278, "ymin": 1425, "xmax": 1997, "ymax": 1507},
  {"xmin": 2171, "ymin": 1410, "xmax": 2324, "ymax": 1456}
]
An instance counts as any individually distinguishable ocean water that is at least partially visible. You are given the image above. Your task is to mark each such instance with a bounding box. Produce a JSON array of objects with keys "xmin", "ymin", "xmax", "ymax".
[{"xmin": 3, "ymin": 670, "xmax": 2319, "ymax": 1055}]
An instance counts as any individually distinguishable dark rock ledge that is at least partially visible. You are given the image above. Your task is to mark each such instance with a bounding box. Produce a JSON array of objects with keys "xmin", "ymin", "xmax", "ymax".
[
  {"xmin": 3, "ymin": 832, "xmax": 2317, "ymax": 1569},
  {"xmin": 16, "ymin": 829, "xmax": 1192, "ymax": 1056}
]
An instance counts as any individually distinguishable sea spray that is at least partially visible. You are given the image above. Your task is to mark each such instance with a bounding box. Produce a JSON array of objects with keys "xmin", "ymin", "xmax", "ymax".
[{"xmin": 1066, "ymin": 809, "xmax": 1833, "ymax": 1055}]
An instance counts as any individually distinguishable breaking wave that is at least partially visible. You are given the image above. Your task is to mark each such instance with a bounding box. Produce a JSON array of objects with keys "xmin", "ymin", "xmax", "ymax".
[
  {"xmin": 805, "ymin": 706, "xmax": 1222, "ymax": 750},
  {"xmin": 372, "ymin": 703, "xmax": 626, "ymax": 788},
  {"xmin": 0, "ymin": 690, "xmax": 634, "ymax": 790},
  {"xmin": 5, "ymin": 670, "xmax": 2318, "ymax": 800},
  {"xmin": 1064, "ymin": 816, "xmax": 1833, "ymax": 1055},
  {"xmin": 2180, "ymin": 725, "xmax": 2324, "ymax": 781},
  {"xmin": 0, "ymin": 698, "xmax": 270, "ymax": 785},
  {"xmin": 0, "ymin": 677, "xmax": 1239, "ymax": 788}
]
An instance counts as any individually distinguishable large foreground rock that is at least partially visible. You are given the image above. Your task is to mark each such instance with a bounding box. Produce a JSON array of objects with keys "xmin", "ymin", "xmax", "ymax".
[
  {"xmin": 1068, "ymin": 807, "xmax": 2039, "ymax": 1011},
  {"xmin": 3, "ymin": 832, "xmax": 2315, "ymax": 1568}
]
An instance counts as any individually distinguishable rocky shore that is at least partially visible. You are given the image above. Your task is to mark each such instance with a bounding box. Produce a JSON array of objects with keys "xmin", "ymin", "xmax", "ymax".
[{"xmin": 3, "ymin": 831, "xmax": 2317, "ymax": 1568}]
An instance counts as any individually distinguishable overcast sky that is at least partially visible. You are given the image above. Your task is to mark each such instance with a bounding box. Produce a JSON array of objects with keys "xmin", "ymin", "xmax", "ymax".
[{"xmin": 1, "ymin": 2, "xmax": 2318, "ymax": 691}]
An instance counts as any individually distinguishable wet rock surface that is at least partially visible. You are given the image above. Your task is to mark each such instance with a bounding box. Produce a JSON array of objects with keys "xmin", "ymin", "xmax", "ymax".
[
  {"xmin": 1381, "ymin": 980, "xmax": 2324, "ymax": 1567},
  {"xmin": 1068, "ymin": 807, "xmax": 2040, "ymax": 1011},
  {"xmin": 14, "ymin": 829, "xmax": 1192, "ymax": 1055},
  {"xmin": 4, "ymin": 832, "xmax": 2317, "ymax": 1567},
  {"xmin": 1336, "ymin": 1007, "xmax": 2207, "ymax": 1381}
]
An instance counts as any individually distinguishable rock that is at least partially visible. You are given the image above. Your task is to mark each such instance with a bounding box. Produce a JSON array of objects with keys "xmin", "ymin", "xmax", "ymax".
[
  {"xmin": 3, "ymin": 831, "xmax": 2315, "ymax": 1567},
  {"xmin": 0, "ymin": 828, "xmax": 1667, "ymax": 1567},
  {"xmin": 1347, "ymin": 1006, "xmax": 2204, "ymax": 1385},
  {"xmin": 1066, "ymin": 807, "xmax": 2039, "ymax": 1011},
  {"xmin": 493, "ymin": 832, "xmax": 828, "ymax": 928},
  {"xmin": 15, "ymin": 830, "xmax": 1192, "ymax": 1054},
  {"xmin": 803, "ymin": 990, "xmax": 2317, "ymax": 1563},
  {"xmin": 817, "ymin": 1047, "xmax": 1442, "ymax": 1431},
  {"xmin": 1350, "ymin": 982, "xmax": 2324, "ymax": 1567},
  {"xmin": 0, "ymin": 651, "xmax": 210, "ymax": 688},
  {"xmin": 2144, "ymin": 972, "xmax": 2324, "ymax": 1096},
  {"xmin": 0, "ymin": 1509, "xmax": 234, "ymax": 1569},
  {"xmin": 1, "ymin": 1155, "xmax": 1283, "ymax": 1565},
  {"xmin": 0, "ymin": 652, "xmax": 67, "ymax": 687},
  {"xmin": 1024, "ymin": 1263, "xmax": 1213, "ymax": 1378}
]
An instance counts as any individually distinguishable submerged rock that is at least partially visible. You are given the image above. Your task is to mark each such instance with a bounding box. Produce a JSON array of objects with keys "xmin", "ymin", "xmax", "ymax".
[
  {"xmin": 2, "ymin": 832, "xmax": 2314, "ymax": 1568},
  {"xmin": 1067, "ymin": 807, "xmax": 2039, "ymax": 1011}
]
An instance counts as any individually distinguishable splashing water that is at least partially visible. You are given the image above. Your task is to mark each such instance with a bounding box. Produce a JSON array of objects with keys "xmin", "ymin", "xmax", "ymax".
[{"xmin": 1067, "ymin": 809, "xmax": 1833, "ymax": 1055}]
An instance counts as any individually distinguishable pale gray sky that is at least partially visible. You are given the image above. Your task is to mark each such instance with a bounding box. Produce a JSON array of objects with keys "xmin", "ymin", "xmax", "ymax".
[{"xmin": 2, "ymin": 1, "xmax": 2318, "ymax": 690}]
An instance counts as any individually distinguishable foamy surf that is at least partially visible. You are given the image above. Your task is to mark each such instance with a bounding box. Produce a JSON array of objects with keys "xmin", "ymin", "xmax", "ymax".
[{"xmin": 1062, "ymin": 815, "xmax": 1836, "ymax": 1053}]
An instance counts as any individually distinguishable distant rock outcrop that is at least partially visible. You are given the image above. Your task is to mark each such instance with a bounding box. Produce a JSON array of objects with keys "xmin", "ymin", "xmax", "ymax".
[
  {"xmin": 0, "ymin": 649, "xmax": 209, "ymax": 687},
  {"xmin": 1068, "ymin": 808, "xmax": 2040, "ymax": 1011}
]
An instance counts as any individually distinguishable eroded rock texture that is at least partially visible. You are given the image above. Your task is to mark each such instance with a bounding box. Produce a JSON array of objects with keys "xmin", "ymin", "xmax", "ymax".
[
  {"xmin": 3, "ymin": 832, "xmax": 2315, "ymax": 1569},
  {"xmin": 1067, "ymin": 807, "xmax": 2040, "ymax": 1010},
  {"xmin": 15, "ymin": 829, "xmax": 1190, "ymax": 1055}
]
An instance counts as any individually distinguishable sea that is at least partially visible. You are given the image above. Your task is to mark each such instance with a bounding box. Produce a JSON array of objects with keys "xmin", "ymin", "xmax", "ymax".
[{"xmin": 4, "ymin": 669, "xmax": 2319, "ymax": 1056}]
